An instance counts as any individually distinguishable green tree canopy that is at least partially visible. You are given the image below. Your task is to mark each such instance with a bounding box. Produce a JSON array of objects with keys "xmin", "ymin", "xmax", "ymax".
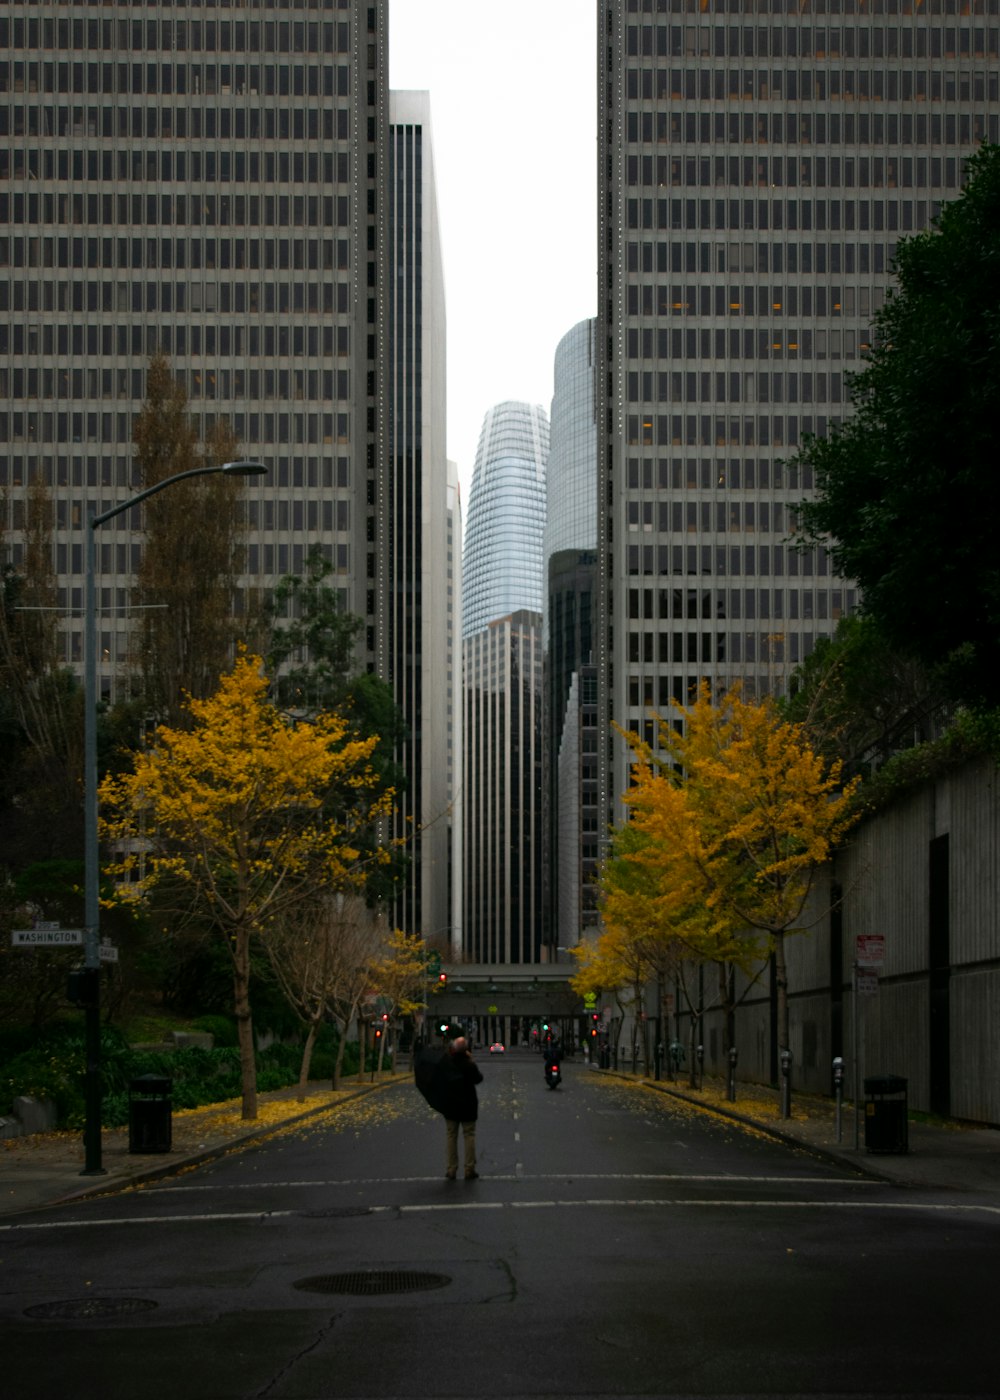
[{"xmin": 794, "ymin": 143, "xmax": 1000, "ymax": 709}]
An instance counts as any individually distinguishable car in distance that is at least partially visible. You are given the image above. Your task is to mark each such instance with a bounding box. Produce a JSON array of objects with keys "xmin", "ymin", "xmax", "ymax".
[{"xmin": 489, "ymin": 1042, "xmax": 505, "ymax": 1055}]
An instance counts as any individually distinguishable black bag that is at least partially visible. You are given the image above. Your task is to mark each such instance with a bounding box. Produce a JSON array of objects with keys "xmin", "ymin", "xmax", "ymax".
[{"xmin": 414, "ymin": 1046, "xmax": 449, "ymax": 1115}]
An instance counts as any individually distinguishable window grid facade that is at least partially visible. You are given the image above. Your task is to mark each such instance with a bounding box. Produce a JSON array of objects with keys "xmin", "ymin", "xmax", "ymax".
[
  {"xmin": 463, "ymin": 611, "xmax": 544, "ymax": 966},
  {"xmin": 597, "ymin": 0, "xmax": 1000, "ymax": 828},
  {"xmin": 0, "ymin": 0, "xmax": 389, "ymax": 694}
]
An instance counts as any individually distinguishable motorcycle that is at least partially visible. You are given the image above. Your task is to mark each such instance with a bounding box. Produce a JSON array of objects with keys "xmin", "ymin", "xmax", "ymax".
[{"xmin": 544, "ymin": 1059, "xmax": 562, "ymax": 1090}]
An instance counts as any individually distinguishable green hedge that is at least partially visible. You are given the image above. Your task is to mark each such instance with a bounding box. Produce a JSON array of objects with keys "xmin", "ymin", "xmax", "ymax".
[{"xmin": 0, "ymin": 1024, "xmax": 371, "ymax": 1129}]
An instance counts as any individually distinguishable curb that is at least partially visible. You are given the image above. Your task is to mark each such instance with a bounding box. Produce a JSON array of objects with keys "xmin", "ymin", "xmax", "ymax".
[{"xmin": 21, "ymin": 1075, "xmax": 409, "ymax": 1217}]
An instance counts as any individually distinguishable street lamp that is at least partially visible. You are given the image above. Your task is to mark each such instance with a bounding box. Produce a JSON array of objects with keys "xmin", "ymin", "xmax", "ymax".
[{"xmin": 81, "ymin": 459, "xmax": 267, "ymax": 1174}]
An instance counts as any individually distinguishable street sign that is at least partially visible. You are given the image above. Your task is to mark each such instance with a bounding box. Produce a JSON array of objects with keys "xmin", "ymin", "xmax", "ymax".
[
  {"xmin": 99, "ymin": 943, "xmax": 119, "ymax": 964},
  {"xmin": 856, "ymin": 971, "xmax": 879, "ymax": 996},
  {"xmin": 856, "ymin": 934, "xmax": 885, "ymax": 968},
  {"xmin": 12, "ymin": 928, "xmax": 84, "ymax": 947}
]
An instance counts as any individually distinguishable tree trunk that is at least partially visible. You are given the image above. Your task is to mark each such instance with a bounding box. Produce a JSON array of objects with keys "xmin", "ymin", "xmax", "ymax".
[
  {"xmin": 297, "ymin": 1019, "xmax": 319, "ymax": 1101},
  {"xmin": 332, "ymin": 1018, "xmax": 347, "ymax": 1091},
  {"xmin": 773, "ymin": 930, "xmax": 789, "ymax": 1060},
  {"xmin": 232, "ymin": 931, "xmax": 257, "ymax": 1121}
]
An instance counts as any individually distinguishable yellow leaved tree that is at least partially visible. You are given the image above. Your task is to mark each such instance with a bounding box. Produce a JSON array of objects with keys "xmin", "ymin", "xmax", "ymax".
[
  {"xmin": 597, "ymin": 801, "xmax": 763, "ymax": 1080},
  {"xmin": 614, "ymin": 684, "xmax": 859, "ymax": 1071},
  {"xmin": 99, "ymin": 650, "xmax": 392, "ymax": 1120},
  {"xmin": 368, "ymin": 927, "xmax": 428, "ymax": 1075}
]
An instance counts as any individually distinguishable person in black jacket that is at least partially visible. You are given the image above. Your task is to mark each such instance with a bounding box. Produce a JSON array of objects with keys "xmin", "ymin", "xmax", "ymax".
[{"xmin": 439, "ymin": 1036, "xmax": 483, "ymax": 1180}]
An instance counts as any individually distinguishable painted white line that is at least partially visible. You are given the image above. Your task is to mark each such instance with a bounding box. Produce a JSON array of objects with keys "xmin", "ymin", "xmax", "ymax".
[
  {"xmin": 4, "ymin": 1197, "xmax": 998, "ymax": 1232},
  {"xmin": 144, "ymin": 1171, "xmax": 876, "ymax": 1193}
]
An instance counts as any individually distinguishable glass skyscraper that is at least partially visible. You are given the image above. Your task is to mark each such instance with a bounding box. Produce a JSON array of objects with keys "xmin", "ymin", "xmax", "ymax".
[
  {"xmin": 462, "ymin": 400, "xmax": 548, "ymax": 964},
  {"xmin": 461, "ymin": 401, "xmax": 549, "ymax": 639},
  {"xmin": 388, "ymin": 91, "xmax": 452, "ymax": 947},
  {"xmin": 543, "ymin": 319, "xmax": 598, "ymax": 956},
  {"xmin": 597, "ymin": 0, "xmax": 1000, "ymax": 827}
]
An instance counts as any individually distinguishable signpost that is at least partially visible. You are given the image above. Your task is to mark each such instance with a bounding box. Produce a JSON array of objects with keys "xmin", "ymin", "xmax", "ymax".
[
  {"xmin": 853, "ymin": 934, "xmax": 886, "ymax": 1148},
  {"xmin": 12, "ymin": 928, "xmax": 84, "ymax": 947}
]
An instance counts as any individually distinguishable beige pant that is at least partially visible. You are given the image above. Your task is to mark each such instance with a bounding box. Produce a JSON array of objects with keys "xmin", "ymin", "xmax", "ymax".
[{"xmin": 445, "ymin": 1119, "xmax": 477, "ymax": 1176}]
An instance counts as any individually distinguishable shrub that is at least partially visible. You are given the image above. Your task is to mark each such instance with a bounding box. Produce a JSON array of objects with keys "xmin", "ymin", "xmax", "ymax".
[{"xmin": 191, "ymin": 1014, "xmax": 238, "ymax": 1047}]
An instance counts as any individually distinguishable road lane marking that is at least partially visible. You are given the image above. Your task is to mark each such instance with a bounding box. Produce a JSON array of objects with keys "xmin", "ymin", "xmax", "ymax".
[
  {"xmin": 139, "ymin": 1172, "xmax": 875, "ymax": 1193},
  {"xmin": 3, "ymin": 1197, "xmax": 999, "ymax": 1232}
]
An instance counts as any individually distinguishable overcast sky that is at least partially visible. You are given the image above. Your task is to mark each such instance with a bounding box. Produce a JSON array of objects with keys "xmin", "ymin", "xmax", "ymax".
[{"xmin": 389, "ymin": 1, "xmax": 597, "ymax": 511}]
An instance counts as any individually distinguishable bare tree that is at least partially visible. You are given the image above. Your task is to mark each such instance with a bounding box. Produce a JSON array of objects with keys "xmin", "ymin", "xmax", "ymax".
[
  {"xmin": 133, "ymin": 353, "xmax": 248, "ymax": 722},
  {"xmin": 266, "ymin": 894, "xmax": 386, "ymax": 1098}
]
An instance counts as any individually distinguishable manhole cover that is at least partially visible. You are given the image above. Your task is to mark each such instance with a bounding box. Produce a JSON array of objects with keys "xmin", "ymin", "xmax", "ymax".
[
  {"xmin": 294, "ymin": 1270, "xmax": 450, "ymax": 1296},
  {"xmin": 299, "ymin": 1207, "xmax": 372, "ymax": 1219},
  {"xmin": 24, "ymin": 1297, "xmax": 159, "ymax": 1321}
]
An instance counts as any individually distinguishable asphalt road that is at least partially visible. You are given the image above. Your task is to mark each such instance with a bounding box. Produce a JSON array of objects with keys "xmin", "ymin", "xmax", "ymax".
[{"xmin": 1, "ymin": 1051, "xmax": 996, "ymax": 1400}]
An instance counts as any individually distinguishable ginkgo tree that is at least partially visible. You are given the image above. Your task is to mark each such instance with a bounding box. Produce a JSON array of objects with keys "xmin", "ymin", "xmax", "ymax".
[
  {"xmin": 597, "ymin": 810, "xmax": 764, "ymax": 1082},
  {"xmin": 99, "ymin": 650, "xmax": 393, "ymax": 1120},
  {"xmin": 368, "ymin": 927, "xmax": 428, "ymax": 1075},
  {"xmin": 611, "ymin": 684, "xmax": 859, "ymax": 1084}
]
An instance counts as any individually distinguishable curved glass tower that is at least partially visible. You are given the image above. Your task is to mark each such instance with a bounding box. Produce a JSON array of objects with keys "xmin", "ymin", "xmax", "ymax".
[
  {"xmin": 462, "ymin": 402, "xmax": 549, "ymax": 637},
  {"xmin": 544, "ymin": 319, "xmax": 597, "ymax": 565}
]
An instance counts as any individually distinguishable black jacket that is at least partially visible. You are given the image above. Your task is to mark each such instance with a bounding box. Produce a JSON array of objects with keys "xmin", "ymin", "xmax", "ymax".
[{"xmin": 436, "ymin": 1049, "xmax": 483, "ymax": 1122}]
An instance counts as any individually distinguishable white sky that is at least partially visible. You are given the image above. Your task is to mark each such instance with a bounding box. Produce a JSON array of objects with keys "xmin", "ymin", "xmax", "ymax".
[{"xmin": 389, "ymin": 1, "xmax": 597, "ymax": 511}]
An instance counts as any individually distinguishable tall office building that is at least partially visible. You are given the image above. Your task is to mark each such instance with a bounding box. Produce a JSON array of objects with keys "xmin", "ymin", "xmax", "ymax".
[
  {"xmin": 388, "ymin": 91, "xmax": 452, "ymax": 947},
  {"xmin": 543, "ymin": 319, "xmax": 598, "ymax": 956},
  {"xmin": 463, "ymin": 608, "xmax": 544, "ymax": 965},
  {"xmin": 0, "ymin": 2, "xmax": 389, "ymax": 690},
  {"xmin": 461, "ymin": 401, "xmax": 548, "ymax": 639},
  {"xmin": 462, "ymin": 401, "xmax": 548, "ymax": 964},
  {"xmin": 597, "ymin": 0, "xmax": 1000, "ymax": 827},
  {"xmin": 446, "ymin": 458, "xmax": 463, "ymax": 959}
]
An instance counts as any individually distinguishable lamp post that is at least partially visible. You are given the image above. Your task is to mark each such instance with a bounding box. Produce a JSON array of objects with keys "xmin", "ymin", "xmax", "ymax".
[{"xmin": 81, "ymin": 459, "xmax": 267, "ymax": 1174}]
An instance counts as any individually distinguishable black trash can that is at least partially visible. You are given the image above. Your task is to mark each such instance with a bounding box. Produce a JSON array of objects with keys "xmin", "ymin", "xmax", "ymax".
[
  {"xmin": 863, "ymin": 1074, "xmax": 908, "ymax": 1154},
  {"xmin": 128, "ymin": 1074, "xmax": 173, "ymax": 1154}
]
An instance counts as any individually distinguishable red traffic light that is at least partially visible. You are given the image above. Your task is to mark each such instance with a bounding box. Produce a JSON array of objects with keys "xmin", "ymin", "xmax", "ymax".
[
  {"xmin": 381, "ymin": 1012, "xmax": 389, "ymax": 1022},
  {"xmin": 438, "ymin": 972, "xmax": 447, "ymax": 985}
]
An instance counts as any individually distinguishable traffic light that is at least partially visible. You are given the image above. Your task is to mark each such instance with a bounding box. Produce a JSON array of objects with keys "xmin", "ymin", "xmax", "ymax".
[
  {"xmin": 438, "ymin": 971, "xmax": 448, "ymax": 987},
  {"xmin": 381, "ymin": 1012, "xmax": 389, "ymax": 1023}
]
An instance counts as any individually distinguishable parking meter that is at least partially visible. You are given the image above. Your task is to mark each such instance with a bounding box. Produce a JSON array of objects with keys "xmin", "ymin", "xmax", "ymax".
[
  {"xmin": 833, "ymin": 1056, "xmax": 845, "ymax": 1142},
  {"xmin": 779, "ymin": 1047, "xmax": 792, "ymax": 1119}
]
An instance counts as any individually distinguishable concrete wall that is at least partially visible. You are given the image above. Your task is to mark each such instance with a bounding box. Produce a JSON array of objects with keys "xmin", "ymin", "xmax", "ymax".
[{"xmin": 692, "ymin": 760, "xmax": 1000, "ymax": 1126}]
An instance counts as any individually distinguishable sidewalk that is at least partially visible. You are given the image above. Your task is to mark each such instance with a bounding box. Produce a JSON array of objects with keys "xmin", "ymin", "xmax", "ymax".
[
  {"xmin": 619, "ymin": 1069, "xmax": 1000, "ymax": 1197},
  {"xmin": 0, "ymin": 1074, "xmax": 408, "ymax": 1219}
]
